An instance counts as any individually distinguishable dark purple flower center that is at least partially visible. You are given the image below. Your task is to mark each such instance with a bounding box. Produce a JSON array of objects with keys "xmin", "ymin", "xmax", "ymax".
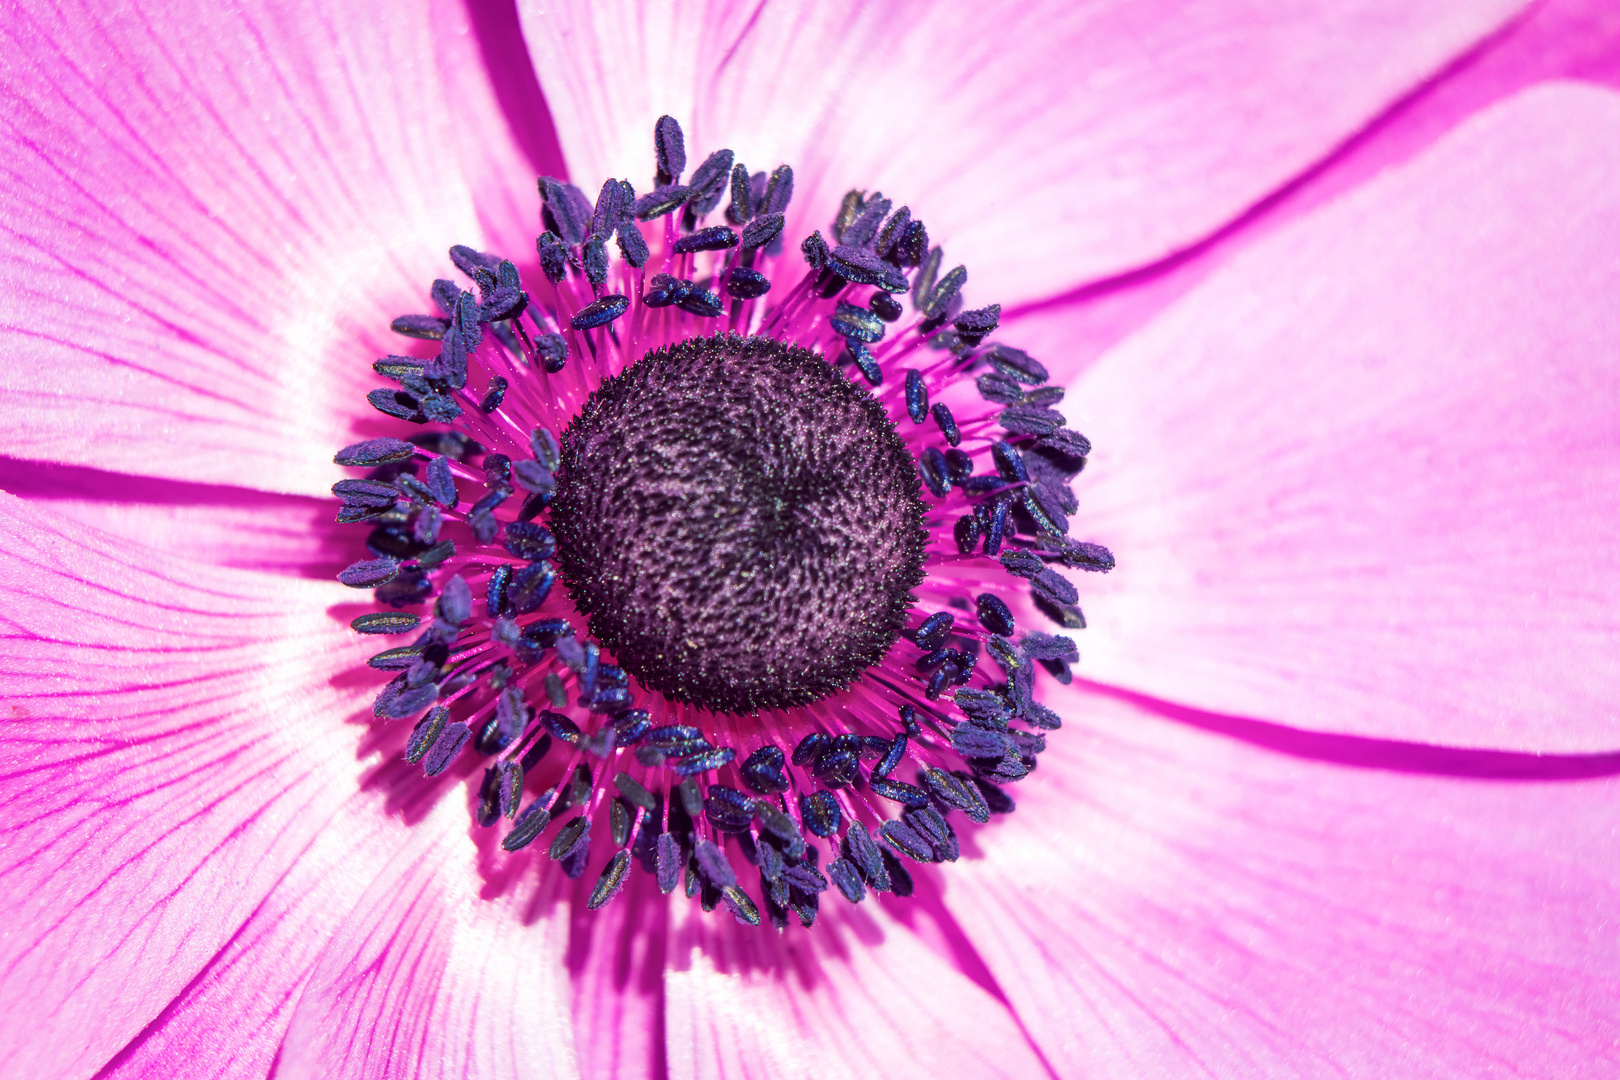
[{"xmin": 550, "ymin": 333, "xmax": 927, "ymax": 714}]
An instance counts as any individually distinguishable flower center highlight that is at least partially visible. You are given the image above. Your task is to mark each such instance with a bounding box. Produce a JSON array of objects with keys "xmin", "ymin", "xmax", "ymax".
[
  {"xmin": 551, "ymin": 334, "xmax": 927, "ymax": 715},
  {"xmin": 331, "ymin": 113, "xmax": 1116, "ymax": 927}
]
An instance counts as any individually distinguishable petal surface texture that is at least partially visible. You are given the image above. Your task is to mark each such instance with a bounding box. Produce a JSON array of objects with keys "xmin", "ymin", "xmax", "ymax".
[
  {"xmin": 0, "ymin": 493, "xmax": 390, "ymax": 1077},
  {"xmin": 1073, "ymin": 82, "xmax": 1620, "ymax": 751},
  {"xmin": 0, "ymin": 0, "xmax": 513, "ymax": 494},
  {"xmin": 520, "ymin": 0, "xmax": 1525, "ymax": 304},
  {"xmin": 946, "ymin": 689, "xmax": 1620, "ymax": 1077}
]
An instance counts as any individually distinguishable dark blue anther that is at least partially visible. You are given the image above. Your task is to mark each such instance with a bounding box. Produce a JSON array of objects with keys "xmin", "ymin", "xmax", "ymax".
[
  {"xmin": 431, "ymin": 277, "xmax": 460, "ymax": 315},
  {"xmin": 511, "ymin": 459, "xmax": 554, "ymax": 497},
  {"xmin": 1033, "ymin": 567, "xmax": 1079, "ymax": 606},
  {"xmin": 1023, "ymin": 386, "xmax": 1065, "ymax": 407},
  {"xmin": 642, "ymin": 272, "xmax": 686, "ymax": 308},
  {"xmin": 390, "ymin": 314, "xmax": 449, "ymax": 340},
  {"xmin": 892, "ymin": 219, "xmax": 929, "ymax": 267},
  {"xmin": 435, "ymin": 574, "xmax": 471, "ymax": 626},
  {"xmin": 1038, "ymin": 428, "xmax": 1091, "ymax": 462},
  {"xmin": 974, "ymin": 777, "xmax": 1016, "ymax": 814},
  {"xmin": 418, "ymin": 393, "xmax": 462, "ymax": 425},
  {"xmin": 827, "ymin": 857, "xmax": 865, "ymax": 903},
  {"xmin": 422, "ymin": 721, "xmax": 470, "ymax": 777},
  {"xmin": 503, "ymin": 521, "xmax": 555, "ymax": 562},
  {"xmin": 741, "ymin": 745, "xmax": 790, "ymax": 795},
  {"xmin": 351, "ymin": 611, "xmax": 420, "ymax": 635},
  {"xmin": 486, "ymin": 563, "xmax": 512, "ymax": 618},
  {"xmin": 338, "ymin": 557, "xmax": 398, "ymax": 588},
  {"xmin": 582, "ymin": 238, "xmax": 610, "ymax": 286},
  {"xmin": 987, "ymin": 344, "xmax": 1049, "ymax": 384},
  {"xmin": 925, "ymin": 664, "xmax": 957, "ymax": 700},
  {"xmin": 1022, "ymin": 632, "xmax": 1078, "ymax": 663},
  {"xmin": 844, "ymin": 342, "xmax": 882, "ymax": 386},
  {"xmin": 674, "ymin": 747, "xmax": 735, "ymax": 775},
  {"xmin": 999, "ymin": 548, "xmax": 1045, "ymax": 579},
  {"xmin": 762, "ymin": 164, "xmax": 793, "ymax": 214},
  {"xmin": 646, "ymin": 724, "xmax": 704, "ymax": 751},
  {"xmin": 533, "ymin": 331, "xmax": 568, "ymax": 373},
  {"xmin": 538, "ymin": 710, "xmax": 580, "ymax": 746},
  {"xmin": 471, "ymin": 487, "xmax": 509, "ymax": 519},
  {"xmin": 613, "ymin": 771, "xmax": 658, "ymax": 812},
  {"xmin": 899, "ymin": 704, "xmax": 921, "ymax": 738},
  {"xmin": 617, "ymin": 220, "xmax": 649, "ymax": 267},
  {"xmin": 905, "ymin": 370, "xmax": 928, "ymax": 423},
  {"xmin": 522, "ymin": 618, "xmax": 572, "ymax": 649},
  {"xmin": 841, "ymin": 194, "xmax": 890, "ymax": 248},
  {"xmin": 792, "ymin": 731, "xmax": 829, "ymax": 766},
  {"xmin": 655, "ymin": 833, "xmax": 682, "ymax": 894},
  {"xmin": 986, "ymin": 634, "xmax": 1022, "ymax": 677},
  {"xmin": 916, "ymin": 611, "xmax": 955, "ymax": 650},
  {"xmin": 801, "ymin": 230, "xmax": 829, "ymax": 270},
  {"xmin": 404, "ymin": 707, "xmax": 449, "ymax": 764},
  {"xmin": 976, "ymin": 592, "xmax": 1015, "ymax": 636},
  {"xmin": 1022, "ymin": 488, "xmax": 1065, "ymax": 538},
  {"xmin": 976, "ymin": 373, "xmax": 1023, "ymax": 405},
  {"xmin": 845, "ymin": 821, "xmax": 891, "ymax": 892},
  {"xmin": 371, "ymin": 356, "xmax": 424, "ymax": 381},
  {"xmin": 991, "ymin": 440, "xmax": 1028, "ymax": 483},
  {"xmin": 528, "ymin": 427, "xmax": 560, "ymax": 470},
  {"xmin": 953, "ymin": 303, "xmax": 1001, "ymax": 345},
  {"xmin": 999, "ymin": 405, "xmax": 1065, "ymax": 436},
  {"xmin": 704, "ymin": 786, "xmax": 755, "ymax": 833},
  {"xmin": 870, "ymin": 777, "xmax": 929, "ymax": 808},
  {"xmin": 833, "ymin": 189, "xmax": 864, "ymax": 240},
  {"xmin": 727, "ymin": 163, "xmax": 754, "ymax": 222},
  {"xmin": 870, "ymin": 292, "xmax": 903, "ymax": 322},
  {"xmin": 635, "ymin": 184, "xmax": 690, "ymax": 221},
  {"xmin": 917, "ymin": 648, "xmax": 953, "ymax": 674},
  {"xmin": 920, "ymin": 409, "xmax": 958, "ymax": 455},
  {"xmin": 334, "ymin": 437, "xmax": 415, "ymax": 467},
  {"xmin": 539, "ymin": 176, "xmax": 591, "ymax": 246},
  {"xmin": 918, "ymin": 264, "xmax": 967, "ymax": 320},
  {"xmin": 1065, "ymin": 540, "xmax": 1115, "ymax": 572},
  {"xmin": 367, "ymin": 388, "xmax": 424, "ymax": 423},
  {"xmin": 933, "ymin": 452, "xmax": 968, "ymax": 488},
  {"xmin": 878, "ymin": 818, "xmax": 933, "ymax": 863},
  {"xmin": 449, "ymin": 244, "xmax": 502, "ymax": 277},
  {"xmin": 479, "ymin": 376, "xmax": 508, "ymax": 414},
  {"xmin": 723, "ymin": 266, "xmax": 771, "ymax": 300},
  {"xmin": 654, "ymin": 114, "xmax": 686, "ymax": 183},
  {"xmin": 826, "ymin": 245, "xmax": 908, "ymax": 292},
  {"xmin": 832, "ymin": 301, "xmax": 885, "ymax": 343},
  {"xmin": 415, "ymin": 542, "xmax": 455, "ymax": 571},
  {"xmin": 332, "ymin": 479, "xmax": 398, "ymax": 509},
  {"xmin": 685, "ymin": 149, "xmax": 735, "ymax": 215},
  {"xmin": 549, "ymin": 815, "xmax": 591, "ymax": 861},
  {"xmin": 571, "ymin": 294, "xmax": 630, "ymax": 330},
  {"xmin": 918, "ymin": 447, "xmax": 951, "ymax": 497},
  {"xmin": 501, "ymin": 798, "xmax": 552, "ymax": 851},
  {"xmin": 672, "ymin": 226, "xmax": 738, "ymax": 254},
  {"xmin": 738, "ymin": 212, "xmax": 783, "ymax": 252},
  {"xmin": 873, "ymin": 733, "xmax": 907, "ymax": 779},
  {"xmin": 874, "ymin": 205, "xmax": 911, "ymax": 259},
  {"xmin": 813, "ymin": 738, "xmax": 860, "ymax": 788},
  {"xmin": 588, "ymin": 850, "xmax": 631, "ymax": 910},
  {"xmin": 382, "ymin": 680, "xmax": 438, "ymax": 720},
  {"xmin": 412, "ymin": 507, "xmax": 442, "ymax": 545},
  {"xmin": 676, "ymin": 284, "xmax": 724, "ymax": 318},
  {"xmin": 800, "ymin": 791, "xmax": 841, "ymax": 837},
  {"xmin": 984, "ymin": 498, "xmax": 1010, "ymax": 556},
  {"xmin": 536, "ymin": 231, "xmax": 569, "ymax": 283}
]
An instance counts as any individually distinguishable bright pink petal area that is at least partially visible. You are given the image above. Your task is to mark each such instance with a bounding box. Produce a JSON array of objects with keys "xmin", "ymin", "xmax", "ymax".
[
  {"xmin": 519, "ymin": 0, "xmax": 1523, "ymax": 306},
  {"xmin": 566, "ymin": 870, "xmax": 670, "ymax": 1080},
  {"xmin": 663, "ymin": 900, "xmax": 1051, "ymax": 1080},
  {"xmin": 0, "ymin": 0, "xmax": 524, "ymax": 495},
  {"xmin": 0, "ymin": 494, "xmax": 392, "ymax": 1076},
  {"xmin": 1069, "ymin": 81, "xmax": 1620, "ymax": 752},
  {"xmin": 945, "ymin": 688, "xmax": 1620, "ymax": 1077},
  {"xmin": 274, "ymin": 806, "xmax": 579, "ymax": 1080}
]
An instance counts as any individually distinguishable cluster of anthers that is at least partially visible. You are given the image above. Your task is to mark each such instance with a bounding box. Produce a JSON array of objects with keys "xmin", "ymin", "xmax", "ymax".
[{"xmin": 334, "ymin": 115, "xmax": 1114, "ymax": 928}]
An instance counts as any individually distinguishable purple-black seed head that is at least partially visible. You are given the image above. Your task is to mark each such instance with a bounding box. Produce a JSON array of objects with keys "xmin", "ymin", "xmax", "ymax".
[{"xmin": 550, "ymin": 333, "xmax": 928, "ymax": 714}]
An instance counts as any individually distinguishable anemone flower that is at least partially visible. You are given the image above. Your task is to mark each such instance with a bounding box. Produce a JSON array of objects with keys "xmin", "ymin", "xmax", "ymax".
[{"xmin": 4, "ymin": 0, "xmax": 1620, "ymax": 1077}]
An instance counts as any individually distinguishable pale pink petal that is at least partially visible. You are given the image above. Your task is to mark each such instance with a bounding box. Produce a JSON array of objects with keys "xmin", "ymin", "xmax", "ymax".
[
  {"xmin": 1069, "ymin": 81, "xmax": 1620, "ymax": 751},
  {"xmin": 520, "ymin": 0, "xmax": 1523, "ymax": 305},
  {"xmin": 0, "ymin": 493, "xmax": 388, "ymax": 1076},
  {"xmin": 663, "ymin": 898, "xmax": 1050, "ymax": 1080},
  {"xmin": 0, "ymin": 0, "xmax": 527, "ymax": 495},
  {"xmin": 944, "ymin": 687, "xmax": 1620, "ymax": 1077},
  {"xmin": 275, "ymin": 802, "xmax": 579, "ymax": 1080},
  {"xmin": 0, "ymin": 458, "xmax": 346, "ymax": 576}
]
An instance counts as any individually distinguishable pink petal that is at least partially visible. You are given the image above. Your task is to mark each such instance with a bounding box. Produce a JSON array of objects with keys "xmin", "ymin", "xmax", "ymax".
[
  {"xmin": 519, "ymin": 0, "xmax": 1524, "ymax": 305},
  {"xmin": 0, "ymin": 0, "xmax": 525, "ymax": 495},
  {"xmin": 0, "ymin": 494, "xmax": 389, "ymax": 1076},
  {"xmin": 1069, "ymin": 81, "xmax": 1620, "ymax": 751},
  {"xmin": 274, "ymin": 806, "xmax": 579, "ymax": 1079},
  {"xmin": 663, "ymin": 899, "xmax": 1051, "ymax": 1079},
  {"xmin": 946, "ymin": 687, "xmax": 1620, "ymax": 1077},
  {"xmin": 565, "ymin": 870, "xmax": 670, "ymax": 1080}
]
